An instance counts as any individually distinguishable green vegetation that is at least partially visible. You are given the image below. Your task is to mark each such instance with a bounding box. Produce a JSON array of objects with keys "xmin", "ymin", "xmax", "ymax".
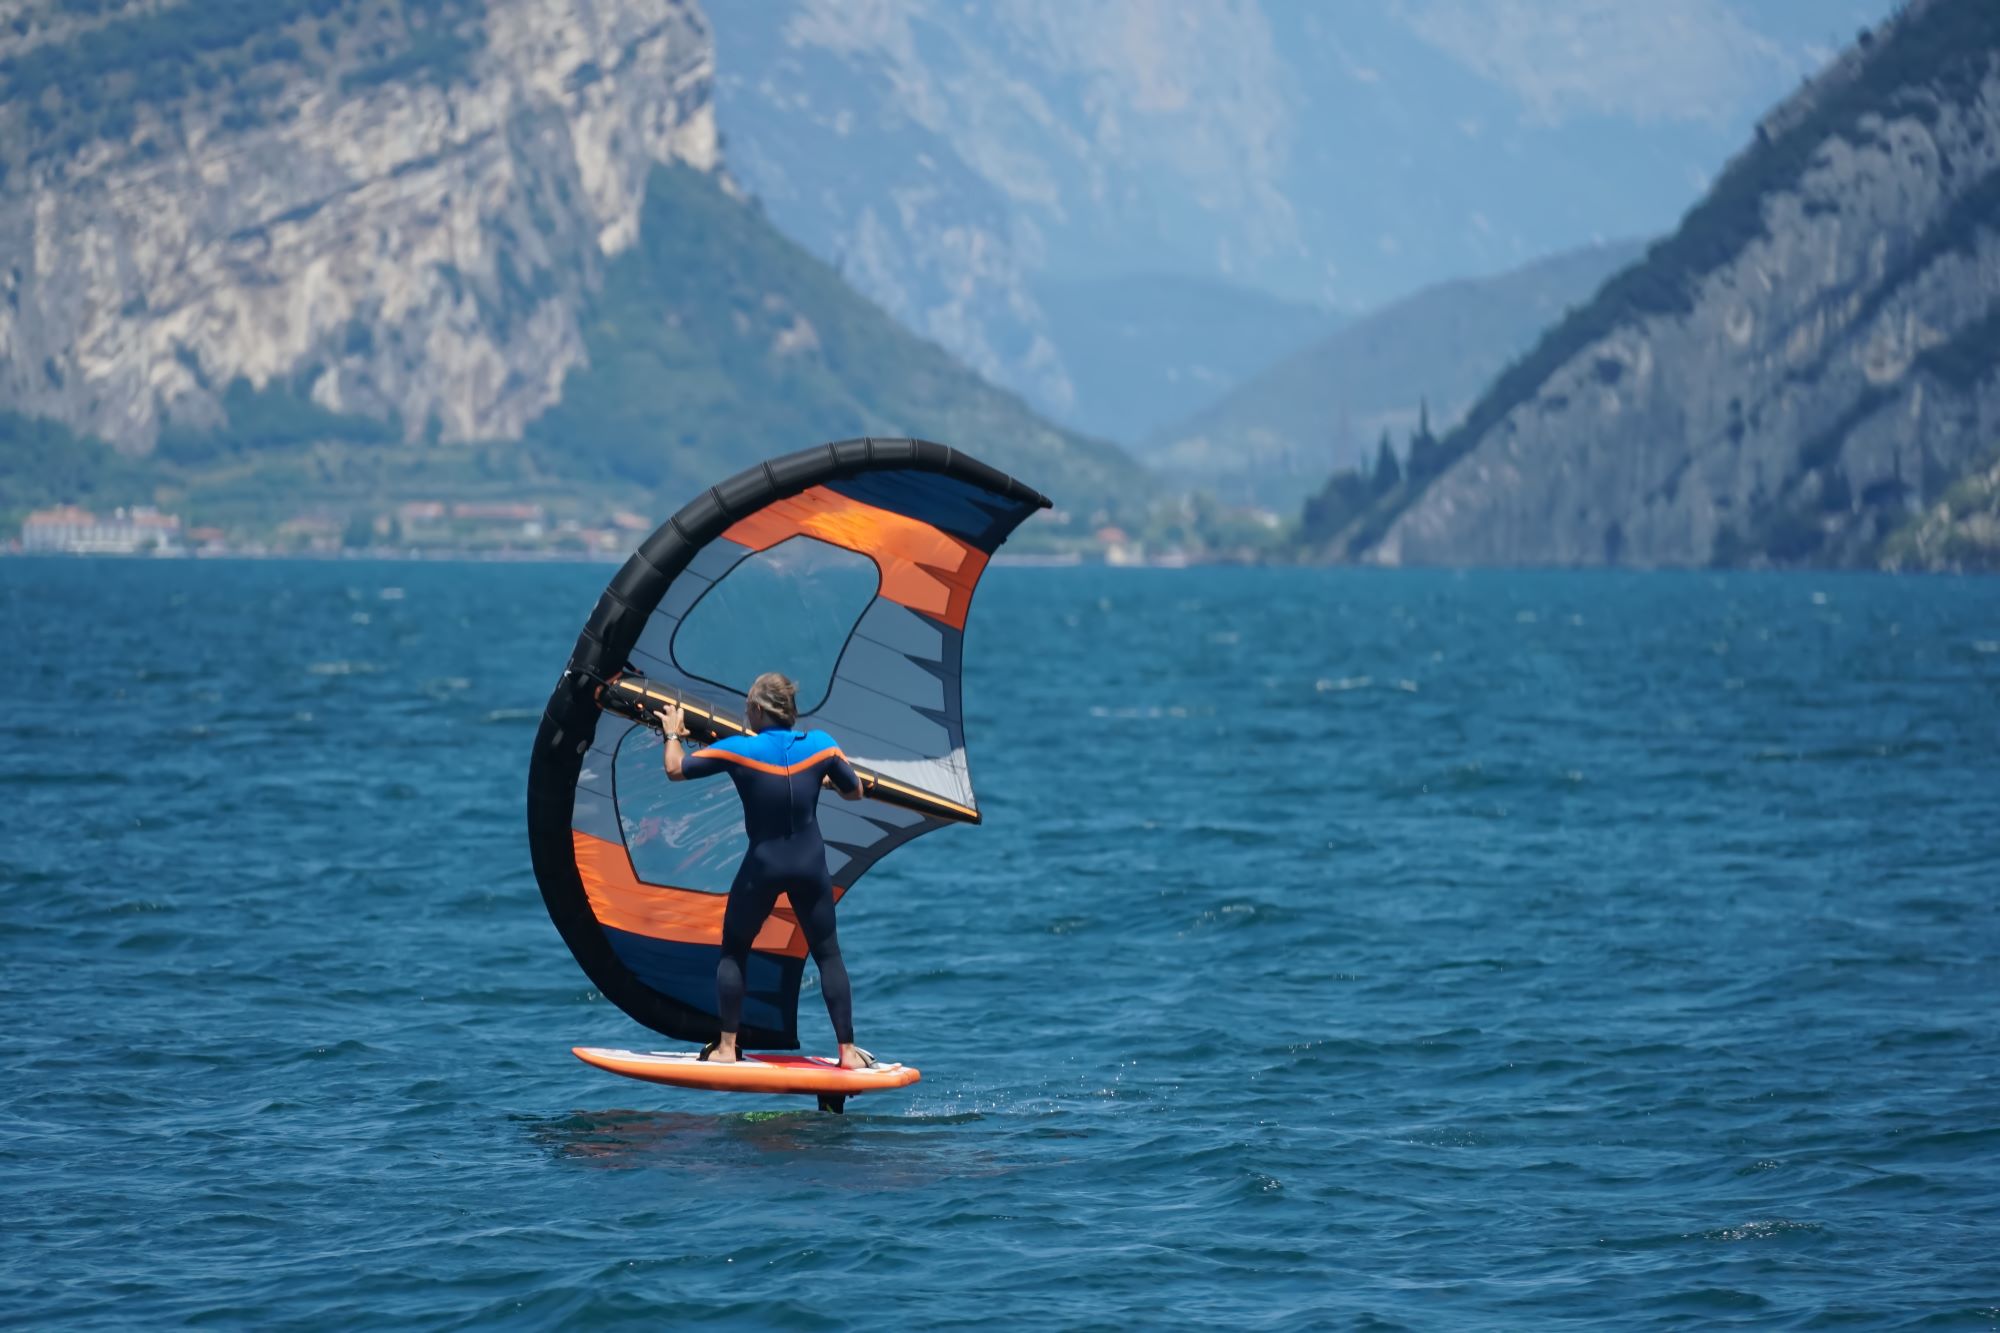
[
  {"xmin": 339, "ymin": 17, "xmax": 482, "ymax": 92},
  {"xmin": 530, "ymin": 165, "xmax": 1139, "ymax": 517},
  {"xmin": 6, "ymin": 164, "xmax": 1140, "ymax": 542},
  {"xmin": 1403, "ymin": 400, "xmax": 1447, "ymax": 484},
  {"xmin": 1300, "ymin": 470, "xmax": 1370, "ymax": 546},
  {"xmin": 1, "ymin": 371, "xmax": 559, "ymax": 534},
  {"xmin": 1728, "ymin": 301, "xmax": 2000, "ymax": 565},
  {"xmin": 1126, "ymin": 492, "xmax": 1291, "ymax": 561},
  {"xmin": 155, "ymin": 376, "xmax": 393, "ymax": 466},
  {"xmin": 0, "ymin": 410, "xmax": 162, "ymax": 527},
  {"xmin": 1911, "ymin": 303, "xmax": 2000, "ymax": 392},
  {"xmin": 1880, "ymin": 444, "xmax": 2000, "ymax": 571},
  {"xmin": 0, "ymin": 0, "xmax": 485, "ymax": 161},
  {"xmin": 1369, "ymin": 432, "xmax": 1401, "ymax": 496},
  {"xmin": 1339, "ymin": 0, "xmax": 2000, "ymax": 557},
  {"xmin": 1299, "ymin": 400, "xmax": 1450, "ymax": 550}
]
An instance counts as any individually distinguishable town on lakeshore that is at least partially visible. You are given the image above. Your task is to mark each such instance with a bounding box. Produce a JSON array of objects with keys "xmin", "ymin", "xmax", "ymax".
[{"xmin": 9, "ymin": 501, "xmax": 1279, "ymax": 566}]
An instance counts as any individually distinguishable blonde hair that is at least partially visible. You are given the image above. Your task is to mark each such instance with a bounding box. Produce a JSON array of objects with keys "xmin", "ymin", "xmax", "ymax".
[{"xmin": 746, "ymin": 672, "xmax": 799, "ymax": 728}]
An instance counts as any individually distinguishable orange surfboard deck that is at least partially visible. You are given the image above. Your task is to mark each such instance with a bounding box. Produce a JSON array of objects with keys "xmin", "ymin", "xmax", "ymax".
[{"xmin": 572, "ymin": 1046, "xmax": 921, "ymax": 1097}]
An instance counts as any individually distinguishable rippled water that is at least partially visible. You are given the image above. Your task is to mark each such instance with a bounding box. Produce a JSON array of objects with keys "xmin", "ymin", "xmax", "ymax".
[{"xmin": 3, "ymin": 560, "xmax": 1998, "ymax": 1328}]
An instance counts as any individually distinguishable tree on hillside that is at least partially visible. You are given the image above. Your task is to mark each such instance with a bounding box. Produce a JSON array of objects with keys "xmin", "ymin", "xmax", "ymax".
[
  {"xmin": 1407, "ymin": 397, "xmax": 1446, "ymax": 481},
  {"xmin": 1371, "ymin": 430, "xmax": 1402, "ymax": 497},
  {"xmin": 1302, "ymin": 467, "xmax": 1370, "ymax": 545}
]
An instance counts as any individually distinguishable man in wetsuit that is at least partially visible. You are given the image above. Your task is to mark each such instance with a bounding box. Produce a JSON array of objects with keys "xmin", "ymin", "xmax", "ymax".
[{"xmin": 656, "ymin": 671, "xmax": 874, "ymax": 1069}]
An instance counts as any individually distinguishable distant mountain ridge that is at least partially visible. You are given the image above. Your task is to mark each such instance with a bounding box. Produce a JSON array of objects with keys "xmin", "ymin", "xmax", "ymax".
[
  {"xmin": 1030, "ymin": 274, "xmax": 1341, "ymax": 446},
  {"xmin": 707, "ymin": 1, "xmax": 1899, "ymax": 441},
  {"xmin": 1141, "ymin": 242, "xmax": 1642, "ymax": 510},
  {"xmin": 1310, "ymin": 0, "xmax": 2000, "ymax": 569}
]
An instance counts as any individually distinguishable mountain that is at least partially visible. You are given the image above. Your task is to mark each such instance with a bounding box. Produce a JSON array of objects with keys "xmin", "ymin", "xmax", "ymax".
[
  {"xmin": 0, "ymin": 0, "xmax": 718, "ymax": 453},
  {"xmin": 1308, "ymin": 0, "xmax": 2000, "ymax": 570},
  {"xmin": 1880, "ymin": 446, "xmax": 2000, "ymax": 571},
  {"xmin": 1142, "ymin": 241, "xmax": 1642, "ymax": 509},
  {"xmin": 707, "ymin": 1, "xmax": 1899, "ymax": 434},
  {"xmin": 527, "ymin": 166, "xmax": 1139, "ymax": 510},
  {"xmin": 1029, "ymin": 274, "xmax": 1340, "ymax": 445},
  {"xmin": 0, "ymin": 0, "xmax": 1137, "ymax": 531}
]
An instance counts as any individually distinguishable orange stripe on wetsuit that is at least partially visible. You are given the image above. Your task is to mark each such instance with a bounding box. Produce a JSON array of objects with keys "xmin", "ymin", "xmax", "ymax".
[{"xmin": 688, "ymin": 744, "xmax": 844, "ymax": 777}]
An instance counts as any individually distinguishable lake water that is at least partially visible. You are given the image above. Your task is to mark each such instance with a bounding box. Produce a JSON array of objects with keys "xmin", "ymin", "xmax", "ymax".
[{"xmin": 3, "ymin": 560, "xmax": 1998, "ymax": 1328}]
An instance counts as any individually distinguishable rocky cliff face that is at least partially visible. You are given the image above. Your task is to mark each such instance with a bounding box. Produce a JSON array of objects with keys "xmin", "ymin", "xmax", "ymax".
[
  {"xmin": 1351, "ymin": 0, "xmax": 2000, "ymax": 568},
  {"xmin": 0, "ymin": 0, "xmax": 719, "ymax": 453}
]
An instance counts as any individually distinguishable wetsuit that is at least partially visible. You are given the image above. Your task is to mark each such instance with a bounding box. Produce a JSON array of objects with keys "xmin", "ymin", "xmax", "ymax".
[{"xmin": 680, "ymin": 727, "xmax": 863, "ymax": 1043}]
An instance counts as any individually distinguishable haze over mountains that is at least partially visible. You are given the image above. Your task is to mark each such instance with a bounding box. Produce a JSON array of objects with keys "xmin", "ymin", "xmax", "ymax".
[
  {"xmin": 1031, "ymin": 275, "xmax": 1341, "ymax": 445},
  {"xmin": 710, "ymin": 0, "xmax": 1899, "ymax": 442},
  {"xmin": 1141, "ymin": 240, "xmax": 1643, "ymax": 509}
]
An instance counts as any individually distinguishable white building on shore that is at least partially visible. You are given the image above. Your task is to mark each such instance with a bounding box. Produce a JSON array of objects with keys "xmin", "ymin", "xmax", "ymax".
[{"xmin": 20, "ymin": 505, "xmax": 183, "ymax": 555}]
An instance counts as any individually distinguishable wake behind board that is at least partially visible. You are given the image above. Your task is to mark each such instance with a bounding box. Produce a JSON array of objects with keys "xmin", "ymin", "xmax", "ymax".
[{"xmin": 573, "ymin": 1047, "xmax": 919, "ymax": 1113}]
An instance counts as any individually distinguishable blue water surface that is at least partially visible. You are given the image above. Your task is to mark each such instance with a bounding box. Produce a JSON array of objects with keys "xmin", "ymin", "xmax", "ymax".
[{"xmin": 2, "ymin": 560, "xmax": 1998, "ymax": 1329}]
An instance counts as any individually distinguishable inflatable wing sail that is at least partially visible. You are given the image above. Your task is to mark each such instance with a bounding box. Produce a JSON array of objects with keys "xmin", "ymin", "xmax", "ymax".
[{"xmin": 527, "ymin": 439, "xmax": 1050, "ymax": 1049}]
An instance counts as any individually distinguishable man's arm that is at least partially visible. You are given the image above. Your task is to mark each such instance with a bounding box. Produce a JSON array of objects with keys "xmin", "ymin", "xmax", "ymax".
[
  {"xmin": 657, "ymin": 705, "xmax": 715, "ymax": 782},
  {"xmin": 825, "ymin": 751, "xmax": 867, "ymax": 801}
]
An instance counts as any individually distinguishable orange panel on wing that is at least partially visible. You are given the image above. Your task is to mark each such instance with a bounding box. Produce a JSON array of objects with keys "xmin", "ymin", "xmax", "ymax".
[
  {"xmin": 573, "ymin": 831, "xmax": 804, "ymax": 955},
  {"xmin": 722, "ymin": 485, "xmax": 986, "ymax": 627}
]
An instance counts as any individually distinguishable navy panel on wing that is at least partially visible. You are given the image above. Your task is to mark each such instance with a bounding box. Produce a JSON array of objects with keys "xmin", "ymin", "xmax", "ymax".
[
  {"xmin": 825, "ymin": 469, "xmax": 1044, "ymax": 550},
  {"xmin": 605, "ymin": 927, "xmax": 798, "ymax": 1035}
]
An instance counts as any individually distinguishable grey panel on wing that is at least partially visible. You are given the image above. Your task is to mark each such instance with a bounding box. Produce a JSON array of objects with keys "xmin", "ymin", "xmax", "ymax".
[
  {"xmin": 613, "ymin": 724, "xmax": 751, "ymax": 894},
  {"xmin": 579, "ymin": 717, "xmax": 630, "ymax": 783},
  {"xmin": 851, "ymin": 597, "xmax": 949, "ymax": 660},
  {"xmin": 817, "ymin": 798, "xmax": 942, "ymax": 885},
  {"xmin": 810, "ymin": 604, "xmax": 973, "ymax": 809},
  {"xmin": 834, "ymin": 635, "xmax": 946, "ymax": 712},
  {"xmin": 573, "ymin": 785, "xmax": 624, "ymax": 844},
  {"xmin": 627, "ymin": 539, "xmax": 750, "ymax": 684},
  {"xmin": 573, "ymin": 717, "xmax": 635, "ymax": 837}
]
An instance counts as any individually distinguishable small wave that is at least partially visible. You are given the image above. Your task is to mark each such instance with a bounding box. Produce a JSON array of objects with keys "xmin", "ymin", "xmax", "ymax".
[
  {"xmin": 1181, "ymin": 899, "xmax": 1296, "ymax": 933},
  {"xmin": 1698, "ymin": 1219, "xmax": 1823, "ymax": 1243}
]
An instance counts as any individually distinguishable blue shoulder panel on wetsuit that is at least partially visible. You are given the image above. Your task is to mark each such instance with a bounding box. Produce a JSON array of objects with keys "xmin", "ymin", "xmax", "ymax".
[{"xmin": 679, "ymin": 733, "xmax": 749, "ymax": 781}]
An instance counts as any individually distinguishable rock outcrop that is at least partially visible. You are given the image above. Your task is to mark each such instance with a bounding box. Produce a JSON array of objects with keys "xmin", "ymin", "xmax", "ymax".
[
  {"xmin": 1880, "ymin": 444, "xmax": 2000, "ymax": 571},
  {"xmin": 1336, "ymin": 0, "xmax": 2000, "ymax": 569},
  {"xmin": 0, "ymin": 0, "xmax": 719, "ymax": 452}
]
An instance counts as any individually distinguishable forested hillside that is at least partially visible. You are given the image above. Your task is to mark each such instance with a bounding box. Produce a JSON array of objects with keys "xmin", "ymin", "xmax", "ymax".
[{"xmin": 1304, "ymin": 0, "xmax": 2000, "ymax": 571}]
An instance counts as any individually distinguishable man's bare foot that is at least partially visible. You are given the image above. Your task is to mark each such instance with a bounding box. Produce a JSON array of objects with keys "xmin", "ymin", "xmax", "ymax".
[
  {"xmin": 702, "ymin": 1037, "xmax": 740, "ymax": 1063},
  {"xmin": 838, "ymin": 1043, "xmax": 874, "ymax": 1070}
]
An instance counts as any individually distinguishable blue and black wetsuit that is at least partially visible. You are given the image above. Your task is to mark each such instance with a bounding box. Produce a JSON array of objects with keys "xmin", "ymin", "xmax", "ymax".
[{"xmin": 681, "ymin": 728, "xmax": 863, "ymax": 1044}]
